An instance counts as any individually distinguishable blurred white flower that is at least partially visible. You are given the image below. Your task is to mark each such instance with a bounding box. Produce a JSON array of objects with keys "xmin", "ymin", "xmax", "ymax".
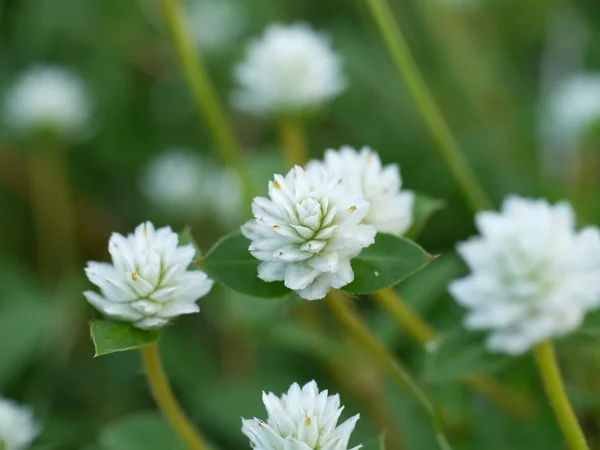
[
  {"xmin": 185, "ymin": 0, "xmax": 246, "ymax": 54},
  {"xmin": 232, "ymin": 23, "xmax": 347, "ymax": 117},
  {"xmin": 0, "ymin": 397, "xmax": 39, "ymax": 450},
  {"xmin": 84, "ymin": 221, "xmax": 213, "ymax": 329},
  {"xmin": 242, "ymin": 165, "xmax": 376, "ymax": 300},
  {"xmin": 3, "ymin": 66, "xmax": 91, "ymax": 140},
  {"xmin": 449, "ymin": 196, "xmax": 600, "ymax": 355},
  {"xmin": 311, "ymin": 146, "xmax": 414, "ymax": 236},
  {"xmin": 141, "ymin": 149, "xmax": 243, "ymax": 226},
  {"xmin": 242, "ymin": 380, "xmax": 362, "ymax": 450}
]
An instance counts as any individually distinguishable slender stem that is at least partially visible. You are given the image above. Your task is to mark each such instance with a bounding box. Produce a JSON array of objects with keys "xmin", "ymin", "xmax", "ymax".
[
  {"xmin": 278, "ymin": 118, "xmax": 308, "ymax": 167},
  {"xmin": 159, "ymin": 0, "xmax": 255, "ymax": 206},
  {"xmin": 374, "ymin": 288, "xmax": 532, "ymax": 418},
  {"xmin": 325, "ymin": 290, "xmax": 452, "ymax": 450},
  {"xmin": 141, "ymin": 344, "xmax": 209, "ymax": 450},
  {"xmin": 364, "ymin": 0, "xmax": 492, "ymax": 211},
  {"xmin": 533, "ymin": 341, "xmax": 589, "ymax": 450}
]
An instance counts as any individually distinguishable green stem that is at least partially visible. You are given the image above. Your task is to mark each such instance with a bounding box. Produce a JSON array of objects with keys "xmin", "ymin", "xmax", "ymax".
[
  {"xmin": 325, "ymin": 290, "xmax": 452, "ymax": 450},
  {"xmin": 141, "ymin": 344, "xmax": 210, "ymax": 450},
  {"xmin": 278, "ymin": 118, "xmax": 308, "ymax": 167},
  {"xmin": 364, "ymin": 0, "xmax": 492, "ymax": 211},
  {"xmin": 533, "ymin": 341, "xmax": 589, "ymax": 450},
  {"xmin": 159, "ymin": 0, "xmax": 255, "ymax": 206}
]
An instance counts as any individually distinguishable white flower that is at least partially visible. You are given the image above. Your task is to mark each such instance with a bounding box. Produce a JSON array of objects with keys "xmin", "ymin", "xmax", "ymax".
[
  {"xmin": 141, "ymin": 149, "xmax": 243, "ymax": 225},
  {"xmin": 84, "ymin": 222, "xmax": 214, "ymax": 329},
  {"xmin": 0, "ymin": 397, "xmax": 39, "ymax": 450},
  {"xmin": 449, "ymin": 196, "xmax": 600, "ymax": 355},
  {"xmin": 185, "ymin": 0, "xmax": 246, "ymax": 54},
  {"xmin": 3, "ymin": 66, "xmax": 91, "ymax": 140},
  {"xmin": 232, "ymin": 23, "xmax": 346, "ymax": 117},
  {"xmin": 311, "ymin": 146, "xmax": 414, "ymax": 236},
  {"xmin": 242, "ymin": 380, "xmax": 362, "ymax": 450}
]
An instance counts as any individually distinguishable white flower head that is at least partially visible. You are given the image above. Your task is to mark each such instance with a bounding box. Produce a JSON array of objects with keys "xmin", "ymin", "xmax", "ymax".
[
  {"xmin": 0, "ymin": 397, "xmax": 39, "ymax": 450},
  {"xmin": 242, "ymin": 165, "xmax": 376, "ymax": 300},
  {"xmin": 232, "ymin": 22, "xmax": 347, "ymax": 117},
  {"xmin": 185, "ymin": 0, "xmax": 246, "ymax": 54},
  {"xmin": 3, "ymin": 66, "xmax": 92, "ymax": 140},
  {"xmin": 310, "ymin": 146, "xmax": 414, "ymax": 236},
  {"xmin": 242, "ymin": 380, "xmax": 362, "ymax": 450},
  {"xmin": 449, "ymin": 196, "xmax": 600, "ymax": 355},
  {"xmin": 84, "ymin": 222, "xmax": 214, "ymax": 329}
]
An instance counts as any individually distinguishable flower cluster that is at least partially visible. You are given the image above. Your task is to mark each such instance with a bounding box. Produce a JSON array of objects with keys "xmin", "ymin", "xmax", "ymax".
[
  {"xmin": 242, "ymin": 380, "xmax": 362, "ymax": 450},
  {"xmin": 449, "ymin": 196, "xmax": 600, "ymax": 354},
  {"xmin": 232, "ymin": 23, "xmax": 346, "ymax": 117},
  {"xmin": 84, "ymin": 222, "xmax": 214, "ymax": 329},
  {"xmin": 3, "ymin": 66, "xmax": 91, "ymax": 140},
  {"xmin": 0, "ymin": 397, "xmax": 39, "ymax": 450}
]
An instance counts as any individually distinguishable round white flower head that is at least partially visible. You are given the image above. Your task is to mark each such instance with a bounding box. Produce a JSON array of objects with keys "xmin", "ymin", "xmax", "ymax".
[
  {"xmin": 232, "ymin": 23, "xmax": 347, "ymax": 117},
  {"xmin": 185, "ymin": 0, "xmax": 246, "ymax": 54},
  {"xmin": 84, "ymin": 222, "xmax": 214, "ymax": 329},
  {"xmin": 3, "ymin": 66, "xmax": 91, "ymax": 140},
  {"xmin": 0, "ymin": 397, "xmax": 39, "ymax": 450},
  {"xmin": 449, "ymin": 196, "xmax": 600, "ymax": 355},
  {"xmin": 242, "ymin": 380, "xmax": 362, "ymax": 450},
  {"xmin": 311, "ymin": 146, "xmax": 414, "ymax": 236},
  {"xmin": 242, "ymin": 165, "xmax": 376, "ymax": 300}
]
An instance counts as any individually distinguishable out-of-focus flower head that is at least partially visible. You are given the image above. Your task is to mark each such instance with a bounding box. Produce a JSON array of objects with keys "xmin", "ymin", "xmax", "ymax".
[
  {"xmin": 0, "ymin": 397, "xmax": 39, "ymax": 450},
  {"xmin": 185, "ymin": 0, "xmax": 246, "ymax": 54},
  {"xmin": 232, "ymin": 23, "xmax": 347, "ymax": 118}
]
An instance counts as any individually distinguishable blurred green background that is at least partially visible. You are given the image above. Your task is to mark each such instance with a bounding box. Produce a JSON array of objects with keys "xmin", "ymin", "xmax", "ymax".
[{"xmin": 2, "ymin": 0, "xmax": 600, "ymax": 449}]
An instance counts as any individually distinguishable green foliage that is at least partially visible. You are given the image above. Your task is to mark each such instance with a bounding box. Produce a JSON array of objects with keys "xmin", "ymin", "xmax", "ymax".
[
  {"xmin": 406, "ymin": 193, "xmax": 447, "ymax": 239},
  {"xmin": 90, "ymin": 321, "xmax": 159, "ymax": 357},
  {"xmin": 422, "ymin": 330, "xmax": 515, "ymax": 383},
  {"xmin": 342, "ymin": 234, "xmax": 434, "ymax": 294}
]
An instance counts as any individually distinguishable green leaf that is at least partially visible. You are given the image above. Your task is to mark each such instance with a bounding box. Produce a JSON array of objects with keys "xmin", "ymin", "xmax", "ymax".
[
  {"xmin": 421, "ymin": 330, "xmax": 515, "ymax": 383},
  {"xmin": 90, "ymin": 321, "xmax": 158, "ymax": 357},
  {"xmin": 98, "ymin": 413, "xmax": 186, "ymax": 450},
  {"xmin": 406, "ymin": 192, "xmax": 447, "ymax": 239},
  {"xmin": 342, "ymin": 234, "xmax": 434, "ymax": 294},
  {"xmin": 0, "ymin": 437, "xmax": 6, "ymax": 450},
  {"xmin": 203, "ymin": 233, "xmax": 291, "ymax": 298}
]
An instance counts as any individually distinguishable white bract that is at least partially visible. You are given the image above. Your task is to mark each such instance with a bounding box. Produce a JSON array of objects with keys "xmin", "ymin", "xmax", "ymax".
[
  {"xmin": 311, "ymin": 146, "xmax": 414, "ymax": 236},
  {"xmin": 242, "ymin": 165, "xmax": 376, "ymax": 300},
  {"xmin": 242, "ymin": 380, "xmax": 362, "ymax": 450},
  {"xmin": 449, "ymin": 196, "xmax": 600, "ymax": 355},
  {"xmin": 84, "ymin": 222, "xmax": 213, "ymax": 329},
  {"xmin": 3, "ymin": 66, "xmax": 91, "ymax": 140},
  {"xmin": 185, "ymin": 0, "xmax": 246, "ymax": 54},
  {"xmin": 0, "ymin": 397, "xmax": 39, "ymax": 450},
  {"xmin": 232, "ymin": 23, "xmax": 346, "ymax": 117}
]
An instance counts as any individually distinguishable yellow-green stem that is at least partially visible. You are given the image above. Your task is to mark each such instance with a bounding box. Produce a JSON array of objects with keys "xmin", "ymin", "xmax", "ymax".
[
  {"xmin": 160, "ymin": 0, "xmax": 255, "ymax": 206},
  {"xmin": 278, "ymin": 118, "xmax": 308, "ymax": 167},
  {"xmin": 374, "ymin": 288, "xmax": 532, "ymax": 418},
  {"xmin": 325, "ymin": 290, "xmax": 452, "ymax": 450},
  {"xmin": 364, "ymin": 0, "xmax": 492, "ymax": 212},
  {"xmin": 533, "ymin": 341, "xmax": 589, "ymax": 450},
  {"xmin": 141, "ymin": 344, "xmax": 209, "ymax": 450}
]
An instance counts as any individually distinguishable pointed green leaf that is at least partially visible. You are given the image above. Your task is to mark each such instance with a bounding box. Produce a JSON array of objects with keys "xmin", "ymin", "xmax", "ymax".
[
  {"xmin": 203, "ymin": 233, "xmax": 291, "ymax": 298},
  {"xmin": 406, "ymin": 192, "xmax": 447, "ymax": 239},
  {"xmin": 422, "ymin": 330, "xmax": 515, "ymax": 383},
  {"xmin": 342, "ymin": 233, "xmax": 434, "ymax": 294},
  {"xmin": 90, "ymin": 321, "xmax": 159, "ymax": 357}
]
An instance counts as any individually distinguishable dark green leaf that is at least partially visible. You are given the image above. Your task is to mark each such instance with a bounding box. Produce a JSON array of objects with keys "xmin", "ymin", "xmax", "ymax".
[
  {"xmin": 98, "ymin": 413, "xmax": 186, "ymax": 450},
  {"xmin": 406, "ymin": 193, "xmax": 447, "ymax": 239},
  {"xmin": 203, "ymin": 233, "xmax": 291, "ymax": 298},
  {"xmin": 90, "ymin": 321, "xmax": 158, "ymax": 357},
  {"xmin": 421, "ymin": 330, "xmax": 515, "ymax": 383},
  {"xmin": 342, "ymin": 234, "xmax": 434, "ymax": 294}
]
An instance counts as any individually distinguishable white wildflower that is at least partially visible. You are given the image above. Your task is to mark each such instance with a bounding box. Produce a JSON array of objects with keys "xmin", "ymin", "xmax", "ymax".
[
  {"xmin": 0, "ymin": 397, "xmax": 39, "ymax": 450},
  {"xmin": 3, "ymin": 66, "xmax": 91, "ymax": 140},
  {"xmin": 84, "ymin": 221, "xmax": 213, "ymax": 329},
  {"xmin": 185, "ymin": 0, "xmax": 246, "ymax": 54},
  {"xmin": 232, "ymin": 23, "xmax": 346, "ymax": 117},
  {"xmin": 242, "ymin": 165, "xmax": 376, "ymax": 300},
  {"xmin": 311, "ymin": 146, "xmax": 414, "ymax": 236},
  {"xmin": 449, "ymin": 196, "xmax": 600, "ymax": 355},
  {"xmin": 242, "ymin": 380, "xmax": 362, "ymax": 450}
]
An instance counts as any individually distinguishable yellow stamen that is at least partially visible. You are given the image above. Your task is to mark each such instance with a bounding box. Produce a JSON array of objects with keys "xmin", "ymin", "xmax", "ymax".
[
  {"xmin": 305, "ymin": 416, "xmax": 312, "ymax": 426},
  {"xmin": 131, "ymin": 272, "xmax": 138, "ymax": 281},
  {"xmin": 273, "ymin": 180, "xmax": 281, "ymax": 189},
  {"xmin": 348, "ymin": 205, "xmax": 357, "ymax": 212}
]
